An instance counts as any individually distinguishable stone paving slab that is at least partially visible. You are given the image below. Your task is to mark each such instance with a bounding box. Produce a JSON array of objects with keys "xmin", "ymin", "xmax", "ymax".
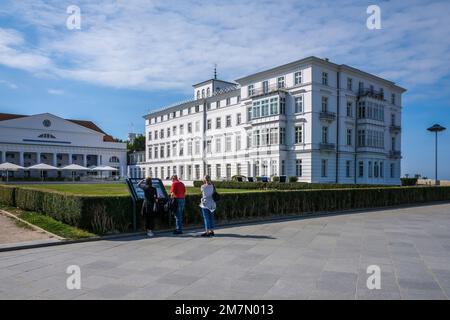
[{"xmin": 1, "ymin": 203, "xmax": 450, "ymax": 300}]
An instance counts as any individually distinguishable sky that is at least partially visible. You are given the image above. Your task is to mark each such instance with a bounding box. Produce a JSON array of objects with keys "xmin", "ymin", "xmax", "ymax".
[{"xmin": 0, "ymin": 0, "xmax": 449, "ymax": 179}]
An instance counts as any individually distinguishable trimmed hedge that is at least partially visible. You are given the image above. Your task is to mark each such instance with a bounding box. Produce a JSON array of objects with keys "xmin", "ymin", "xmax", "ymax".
[
  {"xmin": 193, "ymin": 180, "xmax": 390, "ymax": 190},
  {"xmin": 401, "ymin": 178, "xmax": 418, "ymax": 186},
  {"xmin": 2, "ymin": 185, "xmax": 450, "ymax": 234}
]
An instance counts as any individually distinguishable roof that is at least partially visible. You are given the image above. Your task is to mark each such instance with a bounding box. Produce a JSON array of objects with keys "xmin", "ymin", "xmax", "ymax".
[
  {"xmin": 0, "ymin": 113, "xmax": 118, "ymax": 142},
  {"xmin": 192, "ymin": 78, "xmax": 237, "ymax": 88}
]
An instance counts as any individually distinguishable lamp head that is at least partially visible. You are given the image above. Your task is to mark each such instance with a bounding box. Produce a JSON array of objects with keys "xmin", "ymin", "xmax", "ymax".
[{"xmin": 427, "ymin": 124, "xmax": 446, "ymax": 133}]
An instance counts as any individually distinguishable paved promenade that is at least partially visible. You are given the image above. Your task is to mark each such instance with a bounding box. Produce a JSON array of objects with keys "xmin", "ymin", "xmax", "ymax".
[{"xmin": 1, "ymin": 203, "xmax": 450, "ymax": 300}]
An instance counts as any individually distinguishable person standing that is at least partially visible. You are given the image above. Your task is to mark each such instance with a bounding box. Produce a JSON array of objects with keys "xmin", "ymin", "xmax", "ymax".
[
  {"xmin": 199, "ymin": 175, "xmax": 216, "ymax": 237},
  {"xmin": 170, "ymin": 175, "xmax": 186, "ymax": 235},
  {"xmin": 138, "ymin": 178, "xmax": 157, "ymax": 237}
]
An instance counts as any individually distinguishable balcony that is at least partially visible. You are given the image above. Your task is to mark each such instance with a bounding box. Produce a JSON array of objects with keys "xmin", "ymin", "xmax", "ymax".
[
  {"xmin": 248, "ymin": 83, "xmax": 286, "ymax": 98},
  {"xmin": 390, "ymin": 125, "xmax": 402, "ymax": 133},
  {"xmin": 358, "ymin": 88, "xmax": 385, "ymax": 101},
  {"xmin": 389, "ymin": 150, "xmax": 402, "ymax": 159},
  {"xmin": 319, "ymin": 111, "xmax": 336, "ymax": 122},
  {"xmin": 319, "ymin": 143, "xmax": 336, "ymax": 151}
]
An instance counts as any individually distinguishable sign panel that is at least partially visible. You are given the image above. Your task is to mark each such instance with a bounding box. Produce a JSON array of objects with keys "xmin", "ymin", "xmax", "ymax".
[{"xmin": 126, "ymin": 178, "xmax": 169, "ymax": 201}]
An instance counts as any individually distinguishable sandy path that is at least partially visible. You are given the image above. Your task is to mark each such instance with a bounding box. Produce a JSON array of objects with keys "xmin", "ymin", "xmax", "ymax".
[{"xmin": 0, "ymin": 213, "xmax": 51, "ymax": 244}]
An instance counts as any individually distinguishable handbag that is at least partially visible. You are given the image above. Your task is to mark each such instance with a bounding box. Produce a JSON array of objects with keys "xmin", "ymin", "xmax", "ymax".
[{"xmin": 212, "ymin": 185, "xmax": 220, "ymax": 202}]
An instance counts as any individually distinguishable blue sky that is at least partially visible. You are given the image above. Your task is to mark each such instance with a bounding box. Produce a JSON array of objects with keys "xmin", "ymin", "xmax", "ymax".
[{"xmin": 0, "ymin": 0, "xmax": 449, "ymax": 179}]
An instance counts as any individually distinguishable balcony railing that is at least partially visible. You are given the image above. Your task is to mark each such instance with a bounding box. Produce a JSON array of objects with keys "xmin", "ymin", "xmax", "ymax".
[
  {"xmin": 319, "ymin": 111, "xmax": 336, "ymax": 121},
  {"xmin": 248, "ymin": 83, "xmax": 285, "ymax": 98},
  {"xmin": 389, "ymin": 125, "xmax": 402, "ymax": 133},
  {"xmin": 319, "ymin": 143, "xmax": 336, "ymax": 151},
  {"xmin": 358, "ymin": 88, "xmax": 385, "ymax": 101},
  {"xmin": 389, "ymin": 150, "xmax": 402, "ymax": 159}
]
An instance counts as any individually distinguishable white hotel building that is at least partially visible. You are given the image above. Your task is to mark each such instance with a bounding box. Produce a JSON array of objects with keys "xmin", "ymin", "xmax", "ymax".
[
  {"xmin": 0, "ymin": 113, "xmax": 127, "ymax": 178},
  {"xmin": 130, "ymin": 56, "xmax": 406, "ymax": 185}
]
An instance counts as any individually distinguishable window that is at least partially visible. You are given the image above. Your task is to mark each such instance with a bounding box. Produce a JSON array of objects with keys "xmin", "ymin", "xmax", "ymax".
[
  {"xmin": 195, "ymin": 105, "xmax": 200, "ymax": 113},
  {"xmin": 269, "ymin": 128, "xmax": 278, "ymax": 145},
  {"xmin": 206, "ymin": 140, "xmax": 212, "ymax": 153},
  {"xmin": 295, "ymin": 126, "xmax": 303, "ymax": 144},
  {"xmin": 187, "ymin": 123, "xmax": 192, "ymax": 134},
  {"xmin": 391, "ymin": 136, "xmax": 396, "ymax": 151},
  {"xmin": 226, "ymin": 115, "xmax": 232, "ymax": 127},
  {"xmin": 346, "ymin": 161, "xmax": 351, "ymax": 178},
  {"xmin": 322, "ymin": 72, "xmax": 328, "ymax": 85},
  {"xmin": 253, "ymin": 130, "xmax": 260, "ymax": 147},
  {"xmin": 207, "ymin": 119, "xmax": 212, "ymax": 130},
  {"xmin": 359, "ymin": 161, "xmax": 364, "ymax": 177},
  {"xmin": 226, "ymin": 98, "xmax": 231, "ymax": 106},
  {"xmin": 154, "ymin": 146, "xmax": 158, "ymax": 159},
  {"xmin": 347, "ymin": 78, "xmax": 353, "ymax": 91},
  {"xmin": 206, "ymin": 88, "xmax": 210, "ymax": 97},
  {"xmin": 217, "ymin": 100, "xmax": 221, "ymax": 108},
  {"xmin": 247, "ymin": 107, "xmax": 252, "ymax": 122},
  {"xmin": 215, "ymin": 138, "xmax": 221, "ymax": 153},
  {"xmin": 281, "ymin": 160, "xmax": 285, "ymax": 176},
  {"xmin": 148, "ymin": 147, "xmax": 152, "ymax": 159},
  {"xmin": 248, "ymin": 84, "xmax": 255, "ymax": 97},
  {"xmin": 173, "ymin": 126, "xmax": 177, "ymax": 136},
  {"xmin": 347, "ymin": 129, "xmax": 352, "ymax": 146},
  {"xmin": 391, "ymin": 113, "xmax": 396, "ymax": 126},
  {"xmin": 321, "ymin": 159, "xmax": 328, "ymax": 177},
  {"xmin": 296, "ymin": 159, "xmax": 303, "ymax": 177},
  {"xmin": 390, "ymin": 163, "xmax": 395, "ymax": 178},
  {"xmin": 160, "ymin": 129, "xmax": 164, "ymax": 139},
  {"xmin": 280, "ymin": 97, "xmax": 286, "ymax": 114},
  {"xmin": 38, "ymin": 133, "xmax": 56, "ymax": 139},
  {"xmin": 160, "ymin": 145, "xmax": 165, "ymax": 158},
  {"xmin": 187, "ymin": 141, "xmax": 193, "ymax": 155},
  {"xmin": 216, "ymin": 164, "xmax": 221, "ymax": 179},
  {"xmin": 167, "ymin": 128, "xmax": 171, "ymax": 138},
  {"xmin": 216, "ymin": 117, "xmax": 221, "ymax": 129},
  {"xmin": 148, "ymin": 132, "xmax": 152, "ymax": 141},
  {"xmin": 271, "ymin": 160, "xmax": 278, "ymax": 176},
  {"xmin": 195, "ymin": 140, "xmax": 200, "ymax": 155},
  {"xmin": 225, "ymin": 136, "xmax": 232, "ymax": 152},
  {"xmin": 322, "ymin": 127, "xmax": 329, "ymax": 143},
  {"xmin": 236, "ymin": 163, "xmax": 242, "ymax": 176},
  {"xmin": 188, "ymin": 107, "xmax": 192, "ymax": 114},
  {"xmin": 270, "ymin": 98, "xmax": 278, "ymax": 115},
  {"xmin": 374, "ymin": 162, "xmax": 379, "ymax": 178},
  {"xmin": 154, "ymin": 130, "xmax": 158, "ymax": 140},
  {"xmin": 261, "ymin": 100, "xmax": 269, "ymax": 117},
  {"xmin": 196, "ymin": 91, "xmax": 200, "ymax": 100},
  {"xmin": 173, "ymin": 143, "xmax": 177, "ymax": 156},
  {"xmin": 207, "ymin": 164, "xmax": 212, "ymax": 177},
  {"xmin": 357, "ymin": 101, "xmax": 384, "ymax": 121},
  {"xmin": 368, "ymin": 161, "xmax": 373, "ymax": 178},
  {"xmin": 179, "ymin": 143, "xmax": 184, "ymax": 156},
  {"xmin": 202, "ymin": 89, "xmax": 205, "ymax": 98},
  {"xmin": 346, "ymin": 102, "xmax": 353, "ymax": 117},
  {"xmin": 236, "ymin": 113, "xmax": 242, "ymax": 125},
  {"xmin": 262, "ymin": 81, "xmax": 269, "ymax": 93},
  {"xmin": 167, "ymin": 144, "xmax": 171, "ymax": 158},
  {"xmin": 380, "ymin": 162, "xmax": 384, "ymax": 178},
  {"xmin": 207, "ymin": 103, "xmax": 211, "ymax": 111},
  {"xmin": 391, "ymin": 93, "xmax": 396, "ymax": 105},
  {"xmin": 359, "ymin": 81, "xmax": 364, "ymax": 93},
  {"xmin": 294, "ymin": 71, "xmax": 302, "ymax": 85},
  {"xmin": 277, "ymin": 76, "xmax": 285, "ymax": 88},
  {"xmin": 236, "ymin": 135, "xmax": 241, "ymax": 151},
  {"xmin": 279, "ymin": 128, "xmax": 286, "ymax": 145},
  {"xmin": 322, "ymin": 96, "xmax": 328, "ymax": 112},
  {"xmin": 294, "ymin": 96, "xmax": 303, "ymax": 113},
  {"xmin": 179, "ymin": 124, "xmax": 184, "ymax": 135},
  {"xmin": 195, "ymin": 121, "xmax": 200, "ymax": 132}
]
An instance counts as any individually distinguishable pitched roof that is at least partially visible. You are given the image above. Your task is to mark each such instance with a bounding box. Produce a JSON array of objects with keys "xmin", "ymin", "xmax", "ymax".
[{"xmin": 0, "ymin": 113, "xmax": 117, "ymax": 141}]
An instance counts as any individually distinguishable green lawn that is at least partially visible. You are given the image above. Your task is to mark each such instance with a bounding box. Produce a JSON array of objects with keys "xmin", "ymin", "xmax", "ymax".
[{"xmin": 13, "ymin": 183, "xmax": 265, "ymax": 196}]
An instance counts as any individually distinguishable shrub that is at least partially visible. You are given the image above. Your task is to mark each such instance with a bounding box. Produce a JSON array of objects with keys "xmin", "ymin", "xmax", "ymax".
[
  {"xmin": 401, "ymin": 178, "xmax": 418, "ymax": 186},
  {"xmin": 0, "ymin": 185, "xmax": 15, "ymax": 206},
  {"xmin": 288, "ymin": 176, "xmax": 299, "ymax": 183},
  {"xmin": 272, "ymin": 176, "xmax": 280, "ymax": 182}
]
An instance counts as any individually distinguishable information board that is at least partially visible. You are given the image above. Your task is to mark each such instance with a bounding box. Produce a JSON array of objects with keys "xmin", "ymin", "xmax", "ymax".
[{"xmin": 126, "ymin": 178, "xmax": 169, "ymax": 201}]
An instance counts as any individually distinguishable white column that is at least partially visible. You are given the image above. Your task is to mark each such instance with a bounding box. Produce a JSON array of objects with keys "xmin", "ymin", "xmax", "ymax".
[
  {"xmin": 53, "ymin": 153, "xmax": 58, "ymax": 167},
  {"xmin": 36, "ymin": 152, "xmax": 41, "ymax": 164},
  {"xmin": 83, "ymin": 155, "xmax": 88, "ymax": 167},
  {"xmin": 19, "ymin": 152, "xmax": 24, "ymax": 166},
  {"xmin": 68, "ymin": 153, "xmax": 73, "ymax": 165}
]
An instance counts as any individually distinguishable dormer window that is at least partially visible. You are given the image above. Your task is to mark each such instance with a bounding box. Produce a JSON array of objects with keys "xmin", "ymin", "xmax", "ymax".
[{"xmin": 38, "ymin": 133, "xmax": 56, "ymax": 139}]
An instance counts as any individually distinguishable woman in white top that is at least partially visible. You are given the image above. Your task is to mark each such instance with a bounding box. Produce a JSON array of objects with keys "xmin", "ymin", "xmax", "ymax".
[{"xmin": 199, "ymin": 175, "xmax": 216, "ymax": 237}]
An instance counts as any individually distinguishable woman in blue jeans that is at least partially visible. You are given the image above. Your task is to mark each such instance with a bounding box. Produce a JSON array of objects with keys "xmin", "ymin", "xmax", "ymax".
[{"xmin": 200, "ymin": 175, "xmax": 216, "ymax": 237}]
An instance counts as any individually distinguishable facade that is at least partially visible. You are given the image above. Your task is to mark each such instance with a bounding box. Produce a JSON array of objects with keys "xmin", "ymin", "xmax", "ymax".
[
  {"xmin": 129, "ymin": 56, "xmax": 406, "ymax": 185},
  {"xmin": 0, "ymin": 113, "xmax": 127, "ymax": 178}
]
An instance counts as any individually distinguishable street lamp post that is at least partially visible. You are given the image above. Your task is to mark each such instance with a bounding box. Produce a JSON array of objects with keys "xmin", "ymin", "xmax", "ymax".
[{"xmin": 427, "ymin": 124, "xmax": 446, "ymax": 185}]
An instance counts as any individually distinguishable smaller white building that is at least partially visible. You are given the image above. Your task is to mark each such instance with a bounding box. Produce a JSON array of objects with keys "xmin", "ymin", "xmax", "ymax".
[{"xmin": 0, "ymin": 113, "xmax": 127, "ymax": 178}]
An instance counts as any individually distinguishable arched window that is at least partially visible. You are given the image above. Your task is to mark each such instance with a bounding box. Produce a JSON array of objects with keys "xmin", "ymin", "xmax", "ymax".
[
  {"xmin": 202, "ymin": 89, "xmax": 205, "ymax": 98},
  {"xmin": 206, "ymin": 87, "xmax": 211, "ymax": 97},
  {"xmin": 109, "ymin": 156, "xmax": 120, "ymax": 163},
  {"xmin": 196, "ymin": 91, "xmax": 200, "ymax": 100},
  {"xmin": 38, "ymin": 133, "xmax": 56, "ymax": 139}
]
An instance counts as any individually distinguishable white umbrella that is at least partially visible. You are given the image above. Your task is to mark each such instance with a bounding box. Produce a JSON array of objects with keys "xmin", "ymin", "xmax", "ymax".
[
  {"xmin": 0, "ymin": 162, "xmax": 24, "ymax": 183},
  {"xmin": 61, "ymin": 164, "xmax": 89, "ymax": 181},
  {"xmin": 91, "ymin": 166, "xmax": 118, "ymax": 179},
  {"xmin": 27, "ymin": 163, "xmax": 59, "ymax": 181}
]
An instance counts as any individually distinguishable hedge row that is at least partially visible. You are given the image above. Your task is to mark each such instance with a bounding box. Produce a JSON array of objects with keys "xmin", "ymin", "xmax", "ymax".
[
  {"xmin": 193, "ymin": 180, "xmax": 390, "ymax": 190},
  {"xmin": 1, "ymin": 185, "xmax": 450, "ymax": 234}
]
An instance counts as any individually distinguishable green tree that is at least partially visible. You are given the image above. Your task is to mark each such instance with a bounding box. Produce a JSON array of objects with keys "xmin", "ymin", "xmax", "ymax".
[{"xmin": 127, "ymin": 135, "xmax": 145, "ymax": 152}]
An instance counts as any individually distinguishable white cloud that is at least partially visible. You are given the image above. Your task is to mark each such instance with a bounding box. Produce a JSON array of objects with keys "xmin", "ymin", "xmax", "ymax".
[
  {"xmin": 0, "ymin": 0, "xmax": 449, "ymax": 96},
  {"xmin": 0, "ymin": 79, "xmax": 18, "ymax": 89},
  {"xmin": 47, "ymin": 88, "xmax": 64, "ymax": 95}
]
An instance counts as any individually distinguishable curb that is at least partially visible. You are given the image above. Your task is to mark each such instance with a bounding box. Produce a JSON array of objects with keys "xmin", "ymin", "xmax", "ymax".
[{"xmin": 1, "ymin": 200, "xmax": 449, "ymax": 253}]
